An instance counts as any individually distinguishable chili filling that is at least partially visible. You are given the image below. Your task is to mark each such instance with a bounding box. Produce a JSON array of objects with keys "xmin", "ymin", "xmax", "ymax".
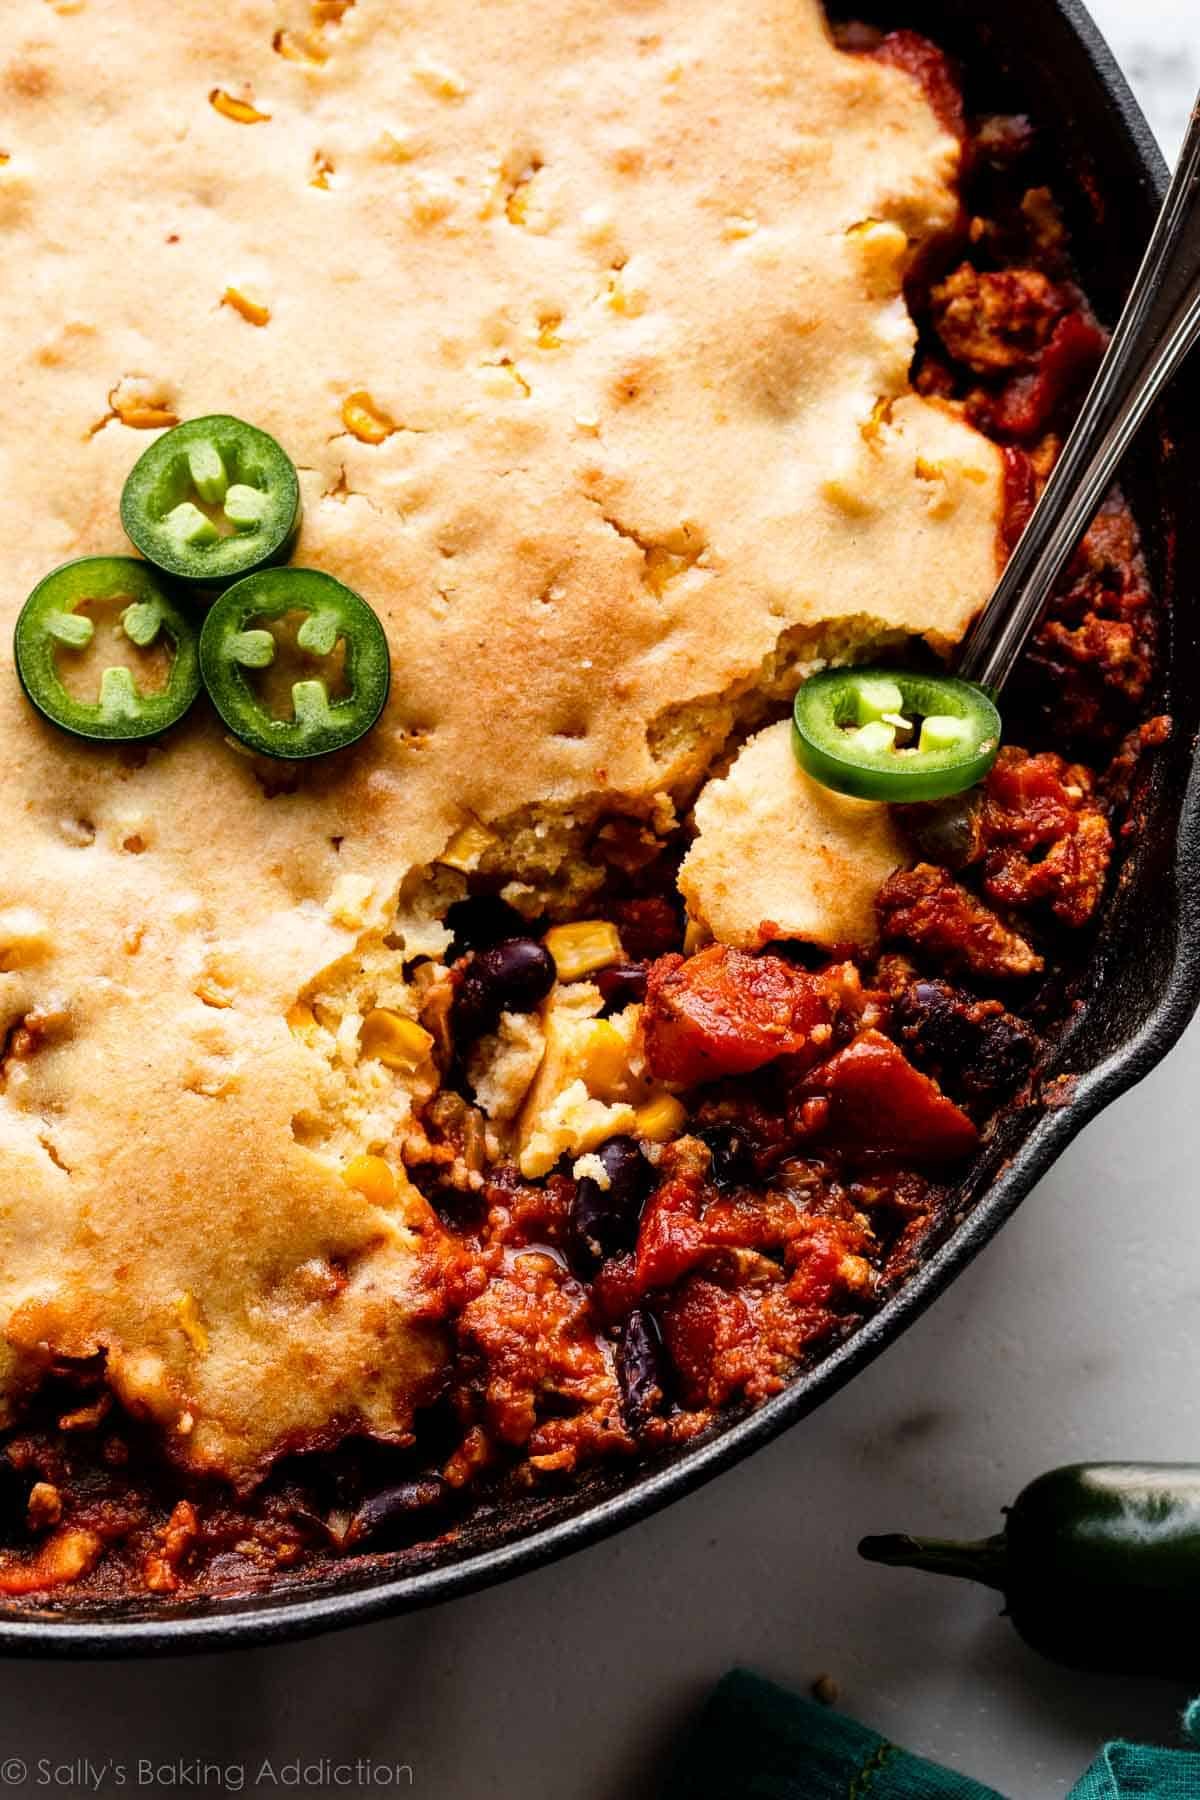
[
  {"xmin": 13, "ymin": 557, "xmax": 201, "ymax": 743},
  {"xmin": 120, "ymin": 415, "xmax": 301, "ymax": 586}
]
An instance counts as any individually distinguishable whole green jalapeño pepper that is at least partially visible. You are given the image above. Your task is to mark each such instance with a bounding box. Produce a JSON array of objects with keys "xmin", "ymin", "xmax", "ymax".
[
  {"xmin": 199, "ymin": 567, "xmax": 390, "ymax": 759},
  {"xmin": 120, "ymin": 415, "xmax": 300, "ymax": 587},
  {"xmin": 14, "ymin": 557, "xmax": 202, "ymax": 743},
  {"xmin": 861, "ymin": 1463, "xmax": 1200, "ymax": 1677},
  {"xmin": 792, "ymin": 667, "xmax": 1001, "ymax": 802}
]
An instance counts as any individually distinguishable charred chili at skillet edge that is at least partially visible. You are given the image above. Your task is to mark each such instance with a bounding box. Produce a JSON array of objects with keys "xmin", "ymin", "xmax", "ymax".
[
  {"xmin": 120, "ymin": 415, "xmax": 301, "ymax": 587},
  {"xmin": 792, "ymin": 668, "xmax": 1002, "ymax": 801},
  {"xmin": 199, "ymin": 566, "xmax": 390, "ymax": 759},
  {"xmin": 860, "ymin": 1463, "xmax": 1200, "ymax": 1677},
  {"xmin": 14, "ymin": 556, "xmax": 202, "ymax": 743}
]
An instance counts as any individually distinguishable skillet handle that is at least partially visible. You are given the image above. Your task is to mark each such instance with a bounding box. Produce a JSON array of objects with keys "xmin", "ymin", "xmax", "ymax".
[{"xmin": 957, "ymin": 93, "xmax": 1200, "ymax": 693}]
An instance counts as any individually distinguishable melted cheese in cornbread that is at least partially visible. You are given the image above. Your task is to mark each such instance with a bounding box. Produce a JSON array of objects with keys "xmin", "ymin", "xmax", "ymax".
[{"xmin": 0, "ymin": 0, "xmax": 1002, "ymax": 1477}]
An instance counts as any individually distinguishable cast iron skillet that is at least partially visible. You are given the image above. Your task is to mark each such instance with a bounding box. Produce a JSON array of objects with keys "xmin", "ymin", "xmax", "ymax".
[{"xmin": 6, "ymin": 0, "xmax": 1198, "ymax": 1656}]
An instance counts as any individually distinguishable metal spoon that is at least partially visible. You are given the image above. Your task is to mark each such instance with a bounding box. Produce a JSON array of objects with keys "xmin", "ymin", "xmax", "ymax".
[{"xmin": 957, "ymin": 94, "xmax": 1200, "ymax": 693}]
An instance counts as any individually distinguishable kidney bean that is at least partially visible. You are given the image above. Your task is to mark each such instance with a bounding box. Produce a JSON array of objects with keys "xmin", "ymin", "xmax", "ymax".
[
  {"xmin": 594, "ymin": 961, "xmax": 649, "ymax": 1014},
  {"xmin": 344, "ymin": 1477, "xmax": 448, "ymax": 1548},
  {"xmin": 451, "ymin": 937, "xmax": 556, "ymax": 1044},
  {"xmin": 569, "ymin": 1136, "xmax": 655, "ymax": 1272},
  {"xmin": 616, "ymin": 1308, "xmax": 669, "ymax": 1431}
]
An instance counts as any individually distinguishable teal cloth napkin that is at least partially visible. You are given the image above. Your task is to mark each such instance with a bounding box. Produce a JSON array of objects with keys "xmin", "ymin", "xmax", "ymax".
[{"xmin": 662, "ymin": 1671, "xmax": 1200, "ymax": 1800}]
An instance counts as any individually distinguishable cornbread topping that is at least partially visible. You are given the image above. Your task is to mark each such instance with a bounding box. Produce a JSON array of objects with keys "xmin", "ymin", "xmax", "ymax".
[
  {"xmin": 0, "ymin": 0, "xmax": 1163, "ymax": 1606},
  {"xmin": 1, "ymin": 0, "xmax": 1004, "ymax": 1482}
]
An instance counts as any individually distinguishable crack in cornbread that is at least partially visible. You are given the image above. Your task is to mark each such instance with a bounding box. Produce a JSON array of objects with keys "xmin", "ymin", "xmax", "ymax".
[{"xmin": 0, "ymin": 0, "xmax": 1003, "ymax": 1480}]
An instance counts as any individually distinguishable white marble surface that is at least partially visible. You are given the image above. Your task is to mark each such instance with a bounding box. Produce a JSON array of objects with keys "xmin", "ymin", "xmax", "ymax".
[
  {"xmin": 4, "ymin": 11, "xmax": 1199, "ymax": 1800},
  {"xmin": 1089, "ymin": 0, "xmax": 1194, "ymax": 159}
]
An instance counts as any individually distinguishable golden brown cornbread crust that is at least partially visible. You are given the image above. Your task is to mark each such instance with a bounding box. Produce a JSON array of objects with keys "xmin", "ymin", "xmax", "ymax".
[{"xmin": 0, "ymin": 0, "xmax": 1003, "ymax": 1479}]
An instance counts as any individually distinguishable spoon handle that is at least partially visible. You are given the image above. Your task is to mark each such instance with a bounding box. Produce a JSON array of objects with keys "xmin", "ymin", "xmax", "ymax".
[{"xmin": 957, "ymin": 96, "xmax": 1200, "ymax": 693}]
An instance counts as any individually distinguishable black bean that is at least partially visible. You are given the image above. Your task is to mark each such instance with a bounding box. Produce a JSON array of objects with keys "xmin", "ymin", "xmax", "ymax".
[
  {"xmin": 894, "ymin": 978, "xmax": 1037, "ymax": 1104},
  {"xmin": 451, "ymin": 936, "xmax": 556, "ymax": 1045},
  {"xmin": 594, "ymin": 961, "xmax": 649, "ymax": 1013},
  {"xmin": 894, "ymin": 979, "xmax": 975, "ymax": 1067},
  {"xmin": 697, "ymin": 1123, "xmax": 756, "ymax": 1191},
  {"xmin": 902, "ymin": 793, "xmax": 983, "ymax": 870},
  {"xmin": 445, "ymin": 894, "xmax": 530, "ymax": 958},
  {"xmin": 478, "ymin": 937, "xmax": 556, "ymax": 1011},
  {"xmin": 961, "ymin": 1011, "xmax": 1037, "ymax": 1103},
  {"xmin": 344, "ymin": 1478, "xmax": 449, "ymax": 1548},
  {"xmin": 569, "ymin": 1135, "xmax": 655, "ymax": 1272},
  {"xmin": 616, "ymin": 1308, "xmax": 669, "ymax": 1432}
]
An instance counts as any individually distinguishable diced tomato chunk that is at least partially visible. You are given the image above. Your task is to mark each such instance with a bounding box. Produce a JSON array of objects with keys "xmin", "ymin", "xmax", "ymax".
[
  {"xmin": 800, "ymin": 1029, "xmax": 979, "ymax": 1163},
  {"xmin": 870, "ymin": 30, "xmax": 965, "ymax": 138},
  {"xmin": 659, "ymin": 1277, "xmax": 754, "ymax": 1409},
  {"xmin": 643, "ymin": 945, "xmax": 834, "ymax": 1087},
  {"xmin": 635, "ymin": 1149, "xmax": 709, "ymax": 1293},
  {"xmin": 988, "ymin": 311, "xmax": 1106, "ymax": 439}
]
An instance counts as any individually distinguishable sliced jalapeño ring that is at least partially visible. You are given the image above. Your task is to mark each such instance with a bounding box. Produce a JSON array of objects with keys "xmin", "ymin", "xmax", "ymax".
[
  {"xmin": 791, "ymin": 667, "xmax": 1002, "ymax": 802},
  {"xmin": 120, "ymin": 415, "xmax": 301, "ymax": 587},
  {"xmin": 199, "ymin": 567, "xmax": 390, "ymax": 760},
  {"xmin": 14, "ymin": 556, "xmax": 202, "ymax": 743}
]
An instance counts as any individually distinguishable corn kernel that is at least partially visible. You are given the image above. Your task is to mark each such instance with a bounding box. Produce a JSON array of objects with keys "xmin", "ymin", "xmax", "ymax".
[
  {"xmin": 286, "ymin": 1000, "xmax": 316, "ymax": 1031},
  {"xmin": 536, "ymin": 314, "xmax": 563, "ymax": 350},
  {"xmin": 475, "ymin": 360, "xmax": 530, "ymax": 398},
  {"xmin": 437, "ymin": 820, "xmax": 498, "ymax": 872},
  {"xmin": 209, "ymin": 89, "xmax": 271, "ymax": 125},
  {"xmin": 577, "ymin": 1019, "xmax": 632, "ymax": 1100},
  {"xmin": 859, "ymin": 396, "xmax": 894, "ymax": 444},
  {"xmin": 643, "ymin": 546, "xmax": 689, "ymax": 597},
  {"xmin": 412, "ymin": 57, "xmax": 468, "ymax": 100},
  {"xmin": 505, "ymin": 162, "xmax": 541, "ymax": 225},
  {"xmin": 374, "ymin": 128, "xmax": 419, "ymax": 163},
  {"xmin": 175, "ymin": 1292, "xmax": 209, "ymax": 1355},
  {"xmin": 544, "ymin": 920, "xmax": 623, "ymax": 981},
  {"xmin": 342, "ymin": 1154, "xmax": 397, "ymax": 1205},
  {"xmin": 115, "ymin": 398, "xmax": 179, "ymax": 430},
  {"xmin": 360, "ymin": 1009, "xmax": 434, "ymax": 1072},
  {"xmin": 605, "ymin": 272, "xmax": 647, "ymax": 316},
  {"xmin": 0, "ymin": 907, "xmax": 51, "ymax": 971},
  {"xmin": 342, "ymin": 390, "xmax": 396, "ymax": 444},
  {"xmin": 222, "ymin": 287, "xmax": 271, "ymax": 327},
  {"xmin": 312, "ymin": 0, "xmax": 355, "ymax": 22},
  {"xmin": 634, "ymin": 1093, "xmax": 687, "ymax": 1143},
  {"xmin": 846, "ymin": 217, "xmax": 908, "ymax": 294},
  {"xmin": 272, "ymin": 28, "xmax": 327, "ymax": 64},
  {"xmin": 310, "ymin": 151, "xmax": 335, "ymax": 189},
  {"xmin": 326, "ymin": 872, "xmax": 375, "ymax": 929},
  {"xmin": 193, "ymin": 977, "xmax": 233, "ymax": 1009}
]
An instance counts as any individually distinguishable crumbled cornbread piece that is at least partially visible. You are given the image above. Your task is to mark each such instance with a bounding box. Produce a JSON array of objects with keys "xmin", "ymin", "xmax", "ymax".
[{"xmin": 680, "ymin": 720, "xmax": 906, "ymax": 950}]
